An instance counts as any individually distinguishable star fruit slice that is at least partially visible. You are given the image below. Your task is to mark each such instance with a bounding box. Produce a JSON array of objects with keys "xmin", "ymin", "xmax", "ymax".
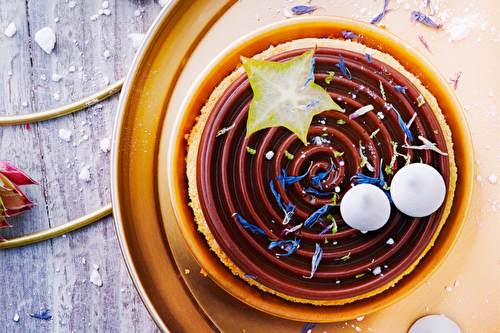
[{"xmin": 241, "ymin": 48, "xmax": 343, "ymax": 145}]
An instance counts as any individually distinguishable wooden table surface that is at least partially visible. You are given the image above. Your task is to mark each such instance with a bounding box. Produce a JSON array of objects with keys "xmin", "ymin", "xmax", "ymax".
[{"xmin": 1, "ymin": 0, "xmax": 498, "ymax": 332}]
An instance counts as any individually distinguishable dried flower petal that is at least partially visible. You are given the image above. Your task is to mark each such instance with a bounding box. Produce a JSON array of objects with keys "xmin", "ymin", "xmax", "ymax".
[
  {"xmin": 371, "ymin": 0, "xmax": 393, "ymax": 24},
  {"xmin": 349, "ymin": 104, "xmax": 374, "ymax": 119},
  {"xmin": 268, "ymin": 237, "xmax": 300, "ymax": 257},
  {"xmin": 232, "ymin": 213, "xmax": 267, "ymax": 235},
  {"xmin": 410, "ymin": 11, "xmax": 442, "ymax": 30},
  {"xmin": 403, "ymin": 135, "xmax": 448, "ymax": 155},
  {"xmin": 450, "ymin": 71, "xmax": 462, "ymax": 90},
  {"xmin": 336, "ymin": 54, "xmax": 352, "ymax": 79},
  {"xmin": 304, "ymin": 204, "xmax": 332, "ymax": 228},
  {"xmin": 342, "ymin": 30, "xmax": 361, "ymax": 39},
  {"xmin": 418, "ymin": 35, "xmax": 433, "ymax": 53},
  {"xmin": 304, "ymin": 243, "xmax": 323, "ymax": 278},
  {"xmin": 291, "ymin": 5, "xmax": 318, "ymax": 15},
  {"xmin": 301, "ymin": 322, "xmax": 318, "ymax": 333},
  {"xmin": 29, "ymin": 309, "xmax": 52, "ymax": 320}
]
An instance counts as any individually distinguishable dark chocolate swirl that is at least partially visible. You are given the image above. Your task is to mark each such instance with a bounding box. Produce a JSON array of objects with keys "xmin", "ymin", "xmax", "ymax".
[{"xmin": 197, "ymin": 47, "xmax": 450, "ymax": 301}]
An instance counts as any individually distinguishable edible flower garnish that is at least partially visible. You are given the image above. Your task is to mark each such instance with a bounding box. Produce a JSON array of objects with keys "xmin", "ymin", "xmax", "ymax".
[
  {"xmin": 319, "ymin": 216, "xmax": 337, "ymax": 236},
  {"xmin": 244, "ymin": 274, "xmax": 257, "ymax": 279},
  {"xmin": 369, "ymin": 128, "xmax": 380, "ymax": 138},
  {"xmin": 246, "ymin": 146, "xmax": 257, "ymax": 155},
  {"xmin": 284, "ymin": 150, "xmax": 295, "ymax": 160},
  {"xmin": 356, "ymin": 273, "xmax": 366, "ymax": 278},
  {"xmin": 385, "ymin": 141, "xmax": 410, "ymax": 175},
  {"xmin": 325, "ymin": 71, "xmax": 335, "ymax": 84},
  {"xmin": 311, "ymin": 163, "xmax": 334, "ymax": 190},
  {"xmin": 333, "ymin": 150, "xmax": 344, "ymax": 157},
  {"xmin": 337, "ymin": 119, "xmax": 346, "ymax": 125},
  {"xmin": 418, "ymin": 35, "xmax": 433, "ymax": 53},
  {"xmin": 379, "ymin": 80, "xmax": 387, "ymax": 101},
  {"xmin": 342, "ymin": 30, "xmax": 361, "ymax": 39},
  {"xmin": 242, "ymin": 48, "xmax": 343, "ymax": 144},
  {"xmin": 304, "ymin": 243, "xmax": 323, "ymax": 279},
  {"xmin": 300, "ymin": 322, "xmax": 318, "ymax": 333},
  {"xmin": 341, "ymin": 252, "xmax": 351, "ymax": 261},
  {"xmin": 216, "ymin": 124, "xmax": 235, "ymax": 137},
  {"xmin": 336, "ymin": 54, "xmax": 352, "ymax": 79},
  {"xmin": 390, "ymin": 104, "xmax": 414, "ymax": 141},
  {"xmin": 268, "ymin": 237, "xmax": 301, "ymax": 257},
  {"xmin": 304, "ymin": 187, "xmax": 334, "ymax": 197},
  {"xmin": 352, "ymin": 161, "xmax": 392, "ymax": 201},
  {"xmin": 280, "ymin": 222, "xmax": 303, "ymax": 236},
  {"xmin": 365, "ymin": 53, "xmax": 372, "ymax": 63},
  {"xmin": 359, "ymin": 141, "xmax": 375, "ymax": 172},
  {"xmin": 371, "ymin": 0, "xmax": 394, "ymax": 25},
  {"xmin": 28, "ymin": 309, "xmax": 51, "ymax": 320},
  {"xmin": 403, "ymin": 135, "xmax": 448, "ymax": 155},
  {"xmin": 276, "ymin": 168, "xmax": 310, "ymax": 190},
  {"xmin": 417, "ymin": 94, "xmax": 425, "ymax": 107},
  {"xmin": 410, "ymin": 11, "xmax": 442, "ymax": 30},
  {"xmin": 304, "ymin": 204, "xmax": 332, "ymax": 228},
  {"xmin": 291, "ymin": 5, "xmax": 318, "ymax": 15},
  {"xmin": 232, "ymin": 213, "xmax": 267, "ymax": 235},
  {"xmin": 393, "ymin": 85, "xmax": 408, "ymax": 93},
  {"xmin": 450, "ymin": 70, "xmax": 462, "ymax": 90},
  {"xmin": 270, "ymin": 180, "xmax": 296, "ymax": 224},
  {"xmin": 349, "ymin": 104, "xmax": 374, "ymax": 119}
]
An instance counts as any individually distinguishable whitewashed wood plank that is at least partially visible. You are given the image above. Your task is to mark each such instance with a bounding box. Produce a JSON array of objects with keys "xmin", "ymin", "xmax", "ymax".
[{"xmin": 1, "ymin": 0, "xmax": 165, "ymax": 332}]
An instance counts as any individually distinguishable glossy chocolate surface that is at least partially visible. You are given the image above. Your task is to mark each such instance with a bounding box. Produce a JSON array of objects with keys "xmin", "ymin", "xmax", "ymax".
[{"xmin": 197, "ymin": 47, "xmax": 450, "ymax": 300}]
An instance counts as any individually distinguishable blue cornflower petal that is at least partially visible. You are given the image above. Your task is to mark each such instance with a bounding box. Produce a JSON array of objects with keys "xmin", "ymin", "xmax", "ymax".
[
  {"xmin": 232, "ymin": 213, "xmax": 267, "ymax": 235},
  {"xmin": 304, "ymin": 204, "xmax": 331, "ymax": 228},
  {"xmin": 335, "ymin": 54, "xmax": 352, "ymax": 79}
]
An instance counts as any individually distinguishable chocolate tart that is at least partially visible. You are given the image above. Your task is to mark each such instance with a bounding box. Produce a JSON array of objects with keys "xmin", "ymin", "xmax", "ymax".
[{"xmin": 186, "ymin": 37, "xmax": 456, "ymax": 306}]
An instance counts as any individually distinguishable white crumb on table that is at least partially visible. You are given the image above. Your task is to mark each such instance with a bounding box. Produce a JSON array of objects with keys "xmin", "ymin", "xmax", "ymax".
[
  {"xmin": 78, "ymin": 165, "xmax": 91, "ymax": 182},
  {"xmin": 35, "ymin": 27, "xmax": 56, "ymax": 54},
  {"xmin": 5, "ymin": 22, "xmax": 16, "ymax": 37},
  {"xmin": 59, "ymin": 129, "xmax": 72, "ymax": 142},
  {"xmin": 100, "ymin": 137, "xmax": 111, "ymax": 153},
  {"xmin": 128, "ymin": 33, "xmax": 145, "ymax": 50},
  {"xmin": 90, "ymin": 264, "xmax": 103, "ymax": 287}
]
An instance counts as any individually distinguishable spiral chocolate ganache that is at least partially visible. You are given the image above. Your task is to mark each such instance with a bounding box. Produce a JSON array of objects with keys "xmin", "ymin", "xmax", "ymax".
[{"xmin": 191, "ymin": 39, "xmax": 455, "ymax": 304}]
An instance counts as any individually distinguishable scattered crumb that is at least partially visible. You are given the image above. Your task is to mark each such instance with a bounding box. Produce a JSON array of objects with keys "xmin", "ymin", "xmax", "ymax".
[
  {"xmin": 52, "ymin": 74, "xmax": 63, "ymax": 82},
  {"xmin": 13, "ymin": 313, "xmax": 19, "ymax": 322},
  {"xmin": 82, "ymin": 257, "xmax": 86, "ymax": 264},
  {"xmin": 265, "ymin": 151, "xmax": 274, "ymax": 160},
  {"xmin": 488, "ymin": 174, "xmax": 497, "ymax": 184},
  {"xmin": 90, "ymin": 264, "xmax": 103, "ymax": 287},
  {"xmin": 448, "ymin": 23, "xmax": 469, "ymax": 42},
  {"xmin": 476, "ymin": 175, "xmax": 482, "ymax": 181},
  {"xmin": 53, "ymin": 93, "xmax": 60, "ymax": 101},
  {"xmin": 200, "ymin": 269, "xmax": 208, "ymax": 276},
  {"xmin": 102, "ymin": 76, "xmax": 110, "ymax": 85},
  {"xmin": 100, "ymin": 137, "xmax": 111, "ymax": 152},
  {"xmin": 372, "ymin": 266, "xmax": 382, "ymax": 275},
  {"xmin": 184, "ymin": 269, "xmax": 190, "ymax": 274},
  {"xmin": 128, "ymin": 33, "xmax": 145, "ymax": 50},
  {"xmin": 454, "ymin": 280, "xmax": 460, "ymax": 287},
  {"xmin": 78, "ymin": 165, "xmax": 91, "ymax": 182},
  {"xmin": 445, "ymin": 286, "xmax": 452, "ymax": 292},
  {"xmin": 386, "ymin": 238, "xmax": 395, "ymax": 245},
  {"xmin": 59, "ymin": 129, "xmax": 72, "ymax": 142},
  {"xmin": 68, "ymin": 0, "xmax": 76, "ymax": 8},
  {"xmin": 5, "ymin": 22, "xmax": 16, "ymax": 38},
  {"xmin": 357, "ymin": 316, "xmax": 365, "ymax": 321},
  {"xmin": 34, "ymin": 27, "xmax": 56, "ymax": 54},
  {"xmin": 159, "ymin": 0, "xmax": 169, "ymax": 7},
  {"xmin": 101, "ymin": 1, "xmax": 109, "ymax": 9}
]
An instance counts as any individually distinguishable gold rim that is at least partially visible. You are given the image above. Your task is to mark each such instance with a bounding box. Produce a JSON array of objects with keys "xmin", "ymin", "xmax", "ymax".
[
  {"xmin": 0, "ymin": 77, "xmax": 124, "ymax": 125},
  {"xmin": 0, "ymin": 203, "xmax": 112, "ymax": 249}
]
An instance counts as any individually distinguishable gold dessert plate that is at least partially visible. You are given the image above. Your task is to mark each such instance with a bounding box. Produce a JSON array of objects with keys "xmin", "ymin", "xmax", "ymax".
[{"xmin": 111, "ymin": 1, "xmax": 473, "ymax": 331}]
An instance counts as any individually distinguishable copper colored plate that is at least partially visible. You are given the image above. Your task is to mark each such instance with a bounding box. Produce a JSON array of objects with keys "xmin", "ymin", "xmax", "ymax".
[{"xmin": 112, "ymin": 2, "xmax": 474, "ymax": 332}]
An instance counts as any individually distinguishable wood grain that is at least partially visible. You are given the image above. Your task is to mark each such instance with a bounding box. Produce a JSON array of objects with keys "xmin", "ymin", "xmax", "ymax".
[{"xmin": 1, "ymin": 0, "xmax": 163, "ymax": 331}]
